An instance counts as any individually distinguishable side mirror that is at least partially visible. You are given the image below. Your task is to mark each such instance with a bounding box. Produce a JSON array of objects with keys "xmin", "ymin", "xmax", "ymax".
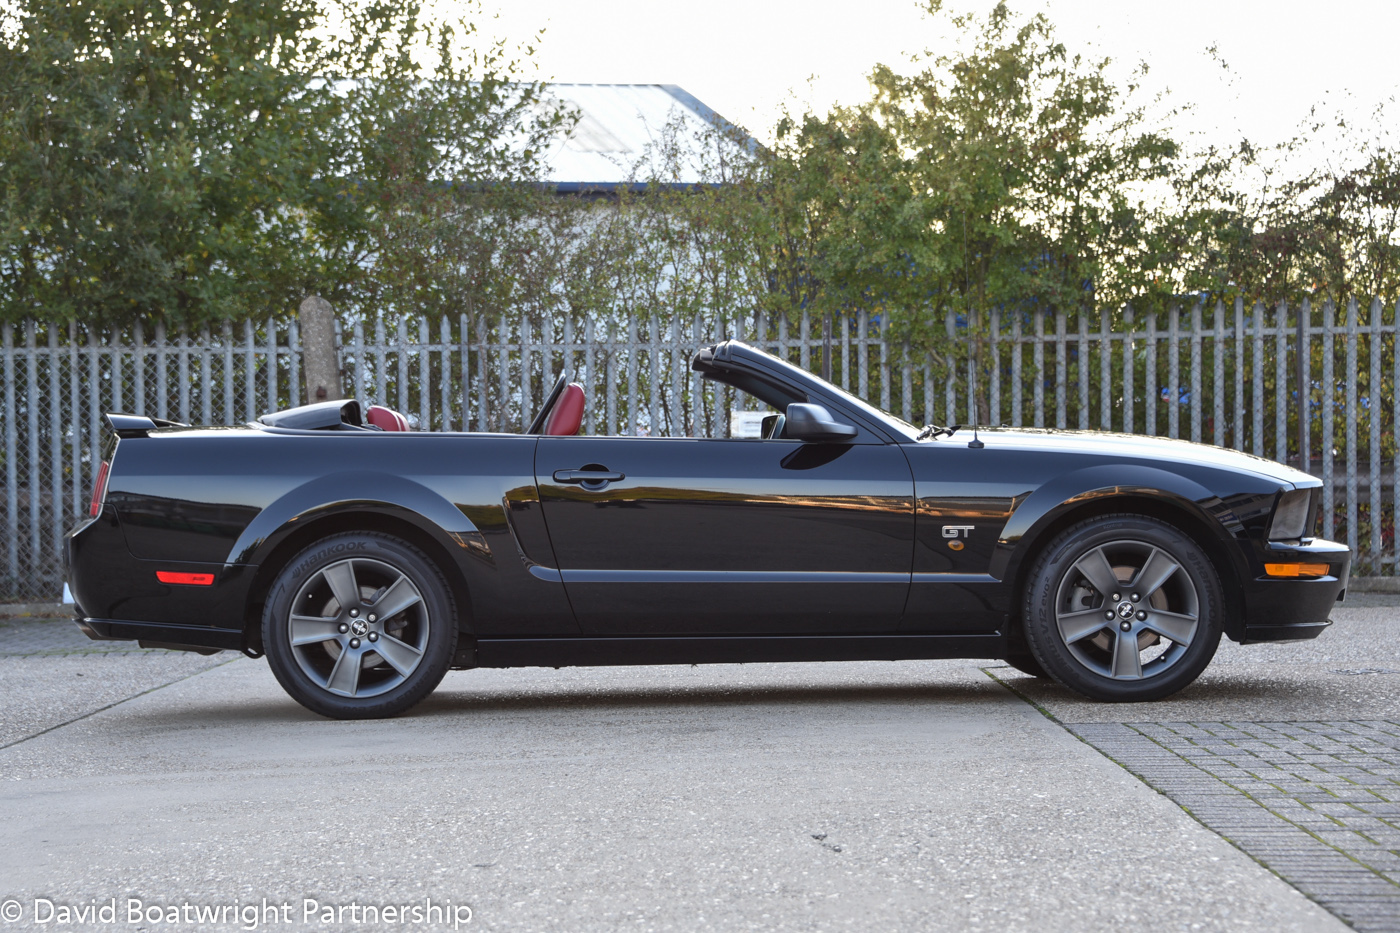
[{"xmin": 784, "ymin": 403, "xmax": 857, "ymax": 443}]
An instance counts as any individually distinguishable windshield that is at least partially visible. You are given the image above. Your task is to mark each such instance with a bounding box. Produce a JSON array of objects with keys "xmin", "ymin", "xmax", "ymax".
[
  {"xmin": 730, "ymin": 344, "xmax": 922, "ymax": 441},
  {"xmin": 819, "ymin": 377, "xmax": 921, "ymax": 439}
]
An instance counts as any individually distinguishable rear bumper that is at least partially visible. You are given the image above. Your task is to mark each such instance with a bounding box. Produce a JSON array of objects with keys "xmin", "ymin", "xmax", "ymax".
[
  {"xmin": 1238, "ymin": 537, "xmax": 1351, "ymax": 644},
  {"xmin": 66, "ymin": 509, "xmax": 255, "ymax": 650},
  {"xmin": 76, "ymin": 617, "xmax": 241, "ymax": 653}
]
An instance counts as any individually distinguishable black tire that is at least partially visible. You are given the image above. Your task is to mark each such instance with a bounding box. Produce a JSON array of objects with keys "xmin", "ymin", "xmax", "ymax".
[
  {"xmin": 1022, "ymin": 514, "xmax": 1222, "ymax": 702},
  {"xmin": 263, "ymin": 532, "xmax": 458, "ymax": 719},
  {"xmin": 1002, "ymin": 653, "xmax": 1051, "ymax": 679}
]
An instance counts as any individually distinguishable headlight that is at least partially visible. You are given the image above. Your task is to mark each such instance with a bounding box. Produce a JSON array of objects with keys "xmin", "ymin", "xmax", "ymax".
[{"xmin": 1269, "ymin": 489, "xmax": 1313, "ymax": 541}]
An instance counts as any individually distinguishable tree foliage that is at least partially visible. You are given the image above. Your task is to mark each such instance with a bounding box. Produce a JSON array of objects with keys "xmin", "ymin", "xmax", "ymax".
[
  {"xmin": 3, "ymin": 0, "xmax": 1398, "ymax": 355},
  {"xmin": 0, "ymin": 0, "xmax": 560, "ymax": 325}
]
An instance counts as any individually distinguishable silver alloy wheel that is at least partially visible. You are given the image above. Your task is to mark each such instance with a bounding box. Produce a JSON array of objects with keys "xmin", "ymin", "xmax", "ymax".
[
  {"xmin": 1054, "ymin": 539, "xmax": 1200, "ymax": 681},
  {"xmin": 287, "ymin": 557, "xmax": 429, "ymax": 698}
]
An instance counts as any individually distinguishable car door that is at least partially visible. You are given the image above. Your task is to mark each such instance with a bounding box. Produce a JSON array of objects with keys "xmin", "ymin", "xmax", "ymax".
[{"xmin": 533, "ymin": 435, "xmax": 916, "ymax": 635}]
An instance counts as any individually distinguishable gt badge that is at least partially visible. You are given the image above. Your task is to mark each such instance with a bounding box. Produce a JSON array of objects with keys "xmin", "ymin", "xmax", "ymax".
[{"xmin": 943, "ymin": 525, "xmax": 973, "ymax": 551}]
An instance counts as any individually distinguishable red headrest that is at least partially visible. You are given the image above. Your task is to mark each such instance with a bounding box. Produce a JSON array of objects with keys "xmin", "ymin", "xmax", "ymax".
[
  {"xmin": 366, "ymin": 405, "xmax": 409, "ymax": 432},
  {"xmin": 544, "ymin": 384, "xmax": 585, "ymax": 436}
]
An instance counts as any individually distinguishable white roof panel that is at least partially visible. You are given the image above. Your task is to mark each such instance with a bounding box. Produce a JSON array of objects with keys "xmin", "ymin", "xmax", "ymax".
[{"xmin": 536, "ymin": 84, "xmax": 754, "ymax": 187}]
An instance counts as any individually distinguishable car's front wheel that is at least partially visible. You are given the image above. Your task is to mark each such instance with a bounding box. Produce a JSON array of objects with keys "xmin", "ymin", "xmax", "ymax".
[
  {"xmin": 263, "ymin": 532, "xmax": 457, "ymax": 719},
  {"xmin": 1022, "ymin": 515, "xmax": 1223, "ymax": 702}
]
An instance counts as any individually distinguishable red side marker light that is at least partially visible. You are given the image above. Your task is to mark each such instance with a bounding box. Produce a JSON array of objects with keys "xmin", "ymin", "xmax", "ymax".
[{"xmin": 156, "ymin": 571, "xmax": 215, "ymax": 586}]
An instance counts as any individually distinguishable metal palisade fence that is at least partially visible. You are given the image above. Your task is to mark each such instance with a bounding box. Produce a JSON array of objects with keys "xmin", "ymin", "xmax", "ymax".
[{"xmin": 2, "ymin": 298, "xmax": 1397, "ymax": 600}]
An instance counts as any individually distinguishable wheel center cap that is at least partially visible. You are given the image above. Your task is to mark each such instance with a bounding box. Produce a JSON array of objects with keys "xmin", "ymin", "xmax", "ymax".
[
  {"xmin": 349, "ymin": 619, "xmax": 369, "ymax": 637},
  {"xmin": 1116, "ymin": 601, "xmax": 1136, "ymax": 621}
]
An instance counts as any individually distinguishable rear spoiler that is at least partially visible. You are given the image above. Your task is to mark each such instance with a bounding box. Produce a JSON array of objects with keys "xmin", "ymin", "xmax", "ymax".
[{"xmin": 104, "ymin": 413, "xmax": 188, "ymax": 438}]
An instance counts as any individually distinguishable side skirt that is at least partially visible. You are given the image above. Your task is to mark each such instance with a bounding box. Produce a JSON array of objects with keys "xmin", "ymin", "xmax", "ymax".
[
  {"xmin": 472, "ymin": 634, "xmax": 1006, "ymax": 669},
  {"xmin": 75, "ymin": 622, "xmax": 1009, "ymax": 668}
]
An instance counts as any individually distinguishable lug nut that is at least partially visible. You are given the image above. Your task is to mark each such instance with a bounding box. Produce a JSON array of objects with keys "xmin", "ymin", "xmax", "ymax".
[
  {"xmin": 1137, "ymin": 611, "xmax": 1147, "ymax": 621},
  {"xmin": 368, "ymin": 632, "xmax": 379, "ymax": 642},
  {"xmin": 349, "ymin": 609, "xmax": 358, "ymax": 617},
  {"xmin": 1130, "ymin": 593, "xmax": 1140, "ymax": 602},
  {"xmin": 368, "ymin": 614, "xmax": 377, "ymax": 623},
  {"xmin": 1105, "ymin": 611, "xmax": 1115, "ymax": 619},
  {"xmin": 338, "ymin": 623, "xmax": 348, "ymax": 634},
  {"xmin": 349, "ymin": 638, "xmax": 361, "ymax": 649},
  {"xmin": 1120, "ymin": 621, "xmax": 1131, "ymax": 632},
  {"xmin": 1111, "ymin": 593, "xmax": 1121, "ymax": 601}
]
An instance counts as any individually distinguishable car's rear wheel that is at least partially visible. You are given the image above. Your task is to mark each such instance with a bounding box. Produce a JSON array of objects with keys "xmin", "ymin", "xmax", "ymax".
[
  {"xmin": 1022, "ymin": 515, "xmax": 1222, "ymax": 702},
  {"xmin": 263, "ymin": 532, "xmax": 457, "ymax": 719}
]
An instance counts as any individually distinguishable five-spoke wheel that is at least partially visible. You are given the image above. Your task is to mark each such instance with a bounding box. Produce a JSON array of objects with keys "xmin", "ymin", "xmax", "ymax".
[
  {"xmin": 288, "ymin": 557, "xmax": 429, "ymax": 698},
  {"xmin": 1023, "ymin": 515, "xmax": 1222, "ymax": 701},
  {"xmin": 264, "ymin": 533, "xmax": 457, "ymax": 719}
]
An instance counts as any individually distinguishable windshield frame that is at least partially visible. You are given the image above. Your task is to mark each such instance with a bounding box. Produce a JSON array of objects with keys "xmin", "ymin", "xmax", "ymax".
[{"xmin": 705, "ymin": 341, "xmax": 923, "ymax": 442}]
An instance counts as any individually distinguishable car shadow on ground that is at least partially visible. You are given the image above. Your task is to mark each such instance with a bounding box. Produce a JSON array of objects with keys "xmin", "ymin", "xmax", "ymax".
[
  {"xmin": 417, "ymin": 678, "xmax": 1012, "ymax": 717},
  {"xmin": 113, "ymin": 674, "xmax": 1019, "ymax": 729}
]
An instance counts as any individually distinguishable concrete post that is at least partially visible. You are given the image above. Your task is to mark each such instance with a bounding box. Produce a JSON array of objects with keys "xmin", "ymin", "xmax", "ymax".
[{"xmin": 298, "ymin": 295, "xmax": 341, "ymax": 402}]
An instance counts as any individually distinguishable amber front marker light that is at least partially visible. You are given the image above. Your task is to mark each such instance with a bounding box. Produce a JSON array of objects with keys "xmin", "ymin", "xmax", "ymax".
[
  {"xmin": 156, "ymin": 571, "xmax": 215, "ymax": 586},
  {"xmin": 1265, "ymin": 562, "xmax": 1330, "ymax": 578}
]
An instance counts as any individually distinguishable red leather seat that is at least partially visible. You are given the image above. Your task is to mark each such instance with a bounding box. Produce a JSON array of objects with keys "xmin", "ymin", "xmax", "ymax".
[
  {"xmin": 544, "ymin": 384, "xmax": 585, "ymax": 436},
  {"xmin": 366, "ymin": 405, "xmax": 409, "ymax": 431}
]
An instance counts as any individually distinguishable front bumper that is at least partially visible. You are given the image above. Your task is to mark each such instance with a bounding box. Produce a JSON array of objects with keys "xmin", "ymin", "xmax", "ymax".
[{"xmin": 1238, "ymin": 537, "xmax": 1351, "ymax": 644}]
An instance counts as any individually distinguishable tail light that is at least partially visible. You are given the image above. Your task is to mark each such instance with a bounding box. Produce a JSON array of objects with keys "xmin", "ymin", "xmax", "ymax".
[{"xmin": 88, "ymin": 460, "xmax": 110, "ymax": 517}]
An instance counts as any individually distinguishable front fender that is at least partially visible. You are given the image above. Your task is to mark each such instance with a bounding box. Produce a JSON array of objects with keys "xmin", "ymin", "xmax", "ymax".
[
  {"xmin": 227, "ymin": 471, "xmax": 483, "ymax": 567},
  {"xmin": 990, "ymin": 464, "xmax": 1245, "ymax": 586}
]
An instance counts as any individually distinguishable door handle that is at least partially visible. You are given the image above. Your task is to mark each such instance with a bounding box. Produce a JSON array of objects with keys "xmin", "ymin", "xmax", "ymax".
[{"xmin": 552, "ymin": 469, "xmax": 625, "ymax": 484}]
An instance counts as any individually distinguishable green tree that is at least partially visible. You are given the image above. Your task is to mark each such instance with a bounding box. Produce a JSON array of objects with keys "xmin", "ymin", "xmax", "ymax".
[
  {"xmin": 747, "ymin": 2, "xmax": 1187, "ymax": 420},
  {"xmin": 0, "ymin": 0, "xmax": 560, "ymax": 326}
]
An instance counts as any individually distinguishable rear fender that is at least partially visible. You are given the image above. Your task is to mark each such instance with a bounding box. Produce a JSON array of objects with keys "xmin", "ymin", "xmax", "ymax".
[{"xmin": 228, "ymin": 471, "xmax": 485, "ymax": 569}]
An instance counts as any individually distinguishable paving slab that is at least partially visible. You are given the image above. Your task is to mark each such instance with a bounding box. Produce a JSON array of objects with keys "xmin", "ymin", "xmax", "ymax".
[
  {"xmin": 1001, "ymin": 607, "xmax": 1400, "ymax": 722},
  {"xmin": 997, "ymin": 603, "xmax": 1400, "ymax": 932},
  {"xmin": 0, "ymin": 616, "xmax": 230, "ymax": 748},
  {"xmin": 0, "ymin": 656, "xmax": 1342, "ymax": 933},
  {"xmin": 1065, "ymin": 721, "xmax": 1400, "ymax": 933}
]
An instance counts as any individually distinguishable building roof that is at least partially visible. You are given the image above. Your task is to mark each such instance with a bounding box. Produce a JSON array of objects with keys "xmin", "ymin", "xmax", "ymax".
[{"xmin": 537, "ymin": 84, "xmax": 757, "ymax": 191}]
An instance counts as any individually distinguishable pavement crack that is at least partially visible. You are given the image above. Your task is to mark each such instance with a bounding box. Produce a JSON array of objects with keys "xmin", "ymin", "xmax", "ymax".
[
  {"xmin": 980, "ymin": 666, "xmax": 1065, "ymax": 725},
  {"xmin": 0, "ymin": 656, "xmax": 239, "ymax": 753}
]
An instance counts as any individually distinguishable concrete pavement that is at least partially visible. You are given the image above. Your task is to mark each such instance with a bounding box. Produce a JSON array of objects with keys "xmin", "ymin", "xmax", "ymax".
[
  {"xmin": 0, "ymin": 620, "xmax": 1352, "ymax": 932},
  {"xmin": 995, "ymin": 602, "xmax": 1400, "ymax": 931}
]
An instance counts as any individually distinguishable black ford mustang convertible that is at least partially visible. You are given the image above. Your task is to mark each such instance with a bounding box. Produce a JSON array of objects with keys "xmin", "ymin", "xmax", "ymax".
[{"xmin": 67, "ymin": 340, "xmax": 1351, "ymax": 718}]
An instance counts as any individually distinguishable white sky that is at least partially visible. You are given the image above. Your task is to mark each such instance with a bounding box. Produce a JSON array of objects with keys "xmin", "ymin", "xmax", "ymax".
[{"xmin": 464, "ymin": 0, "xmax": 1399, "ymax": 169}]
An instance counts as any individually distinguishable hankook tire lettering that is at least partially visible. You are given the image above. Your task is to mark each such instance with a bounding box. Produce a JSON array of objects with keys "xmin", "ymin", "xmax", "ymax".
[{"xmin": 294, "ymin": 541, "xmax": 369, "ymax": 577}]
